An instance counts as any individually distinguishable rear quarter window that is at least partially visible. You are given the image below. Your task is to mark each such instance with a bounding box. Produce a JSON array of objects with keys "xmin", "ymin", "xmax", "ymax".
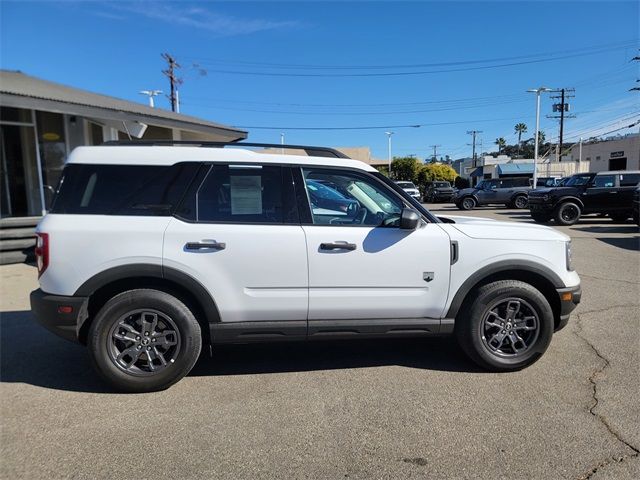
[{"xmin": 50, "ymin": 163, "xmax": 199, "ymax": 215}]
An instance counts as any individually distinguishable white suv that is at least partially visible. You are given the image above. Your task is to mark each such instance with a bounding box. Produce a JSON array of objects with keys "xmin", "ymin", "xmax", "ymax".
[{"xmin": 30, "ymin": 143, "xmax": 581, "ymax": 392}]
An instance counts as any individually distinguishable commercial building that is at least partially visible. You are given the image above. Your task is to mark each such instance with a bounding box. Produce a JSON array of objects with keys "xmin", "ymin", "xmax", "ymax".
[
  {"xmin": 565, "ymin": 133, "xmax": 639, "ymax": 173},
  {"xmin": 0, "ymin": 70, "xmax": 247, "ymax": 262}
]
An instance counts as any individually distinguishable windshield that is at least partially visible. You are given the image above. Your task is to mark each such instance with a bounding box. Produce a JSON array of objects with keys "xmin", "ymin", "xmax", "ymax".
[
  {"xmin": 396, "ymin": 182, "xmax": 416, "ymax": 189},
  {"xmin": 564, "ymin": 175, "xmax": 593, "ymax": 187},
  {"xmin": 434, "ymin": 182, "xmax": 450, "ymax": 188}
]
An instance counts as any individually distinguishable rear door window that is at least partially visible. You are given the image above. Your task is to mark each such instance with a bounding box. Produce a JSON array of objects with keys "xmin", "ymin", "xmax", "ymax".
[
  {"xmin": 192, "ymin": 164, "xmax": 290, "ymax": 224},
  {"xmin": 619, "ymin": 173, "xmax": 640, "ymax": 187}
]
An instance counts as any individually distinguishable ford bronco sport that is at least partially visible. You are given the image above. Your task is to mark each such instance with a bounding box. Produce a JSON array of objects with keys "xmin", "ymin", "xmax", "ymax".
[{"xmin": 30, "ymin": 142, "xmax": 581, "ymax": 392}]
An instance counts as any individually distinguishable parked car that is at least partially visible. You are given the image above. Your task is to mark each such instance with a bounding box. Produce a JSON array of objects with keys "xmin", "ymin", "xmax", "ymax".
[
  {"xmin": 424, "ymin": 181, "xmax": 455, "ymax": 203},
  {"xmin": 306, "ymin": 179, "xmax": 360, "ymax": 220},
  {"xmin": 30, "ymin": 143, "xmax": 581, "ymax": 392},
  {"xmin": 394, "ymin": 181, "xmax": 421, "ymax": 201},
  {"xmin": 453, "ymin": 177, "xmax": 531, "ymax": 210},
  {"xmin": 528, "ymin": 170, "xmax": 640, "ymax": 225}
]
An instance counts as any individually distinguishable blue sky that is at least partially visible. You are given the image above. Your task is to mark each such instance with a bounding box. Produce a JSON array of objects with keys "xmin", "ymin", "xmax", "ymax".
[{"xmin": 1, "ymin": 0, "xmax": 638, "ymax": 160}]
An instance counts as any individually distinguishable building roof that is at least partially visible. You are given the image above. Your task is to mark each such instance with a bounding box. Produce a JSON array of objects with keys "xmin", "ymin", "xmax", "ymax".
[
  {"xmin": 0, "ymin": 70, "xmax": 247, "ymax": 141},
  {"xmin": 66, "ymin": 145, "xmax": 376, "ymax": 171},
  {"xmin": 497, "ymin": 163, "xmax": 534, "ymax": 175}
]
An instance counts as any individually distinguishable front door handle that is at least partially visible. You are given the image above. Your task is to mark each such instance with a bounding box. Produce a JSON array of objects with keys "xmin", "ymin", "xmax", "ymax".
[
  {"xmin": 185, "ymin": 241, "xmax": 226, "ymax": 251},
  {"xmin": 320, "ymin": 241, "xmax": 357, "ymax": 251}
]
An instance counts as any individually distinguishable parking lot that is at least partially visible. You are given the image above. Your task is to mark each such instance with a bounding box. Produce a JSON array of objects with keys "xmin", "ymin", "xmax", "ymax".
[{"xmin": 1, "ymin": 206, "xmax": 638, "ymax": 479}]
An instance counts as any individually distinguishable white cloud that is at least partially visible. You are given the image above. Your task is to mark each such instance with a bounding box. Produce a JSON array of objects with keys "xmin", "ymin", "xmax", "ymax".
[{"xmin": 101, "ymin": 1, "xmax": 300, "ymax": 37}]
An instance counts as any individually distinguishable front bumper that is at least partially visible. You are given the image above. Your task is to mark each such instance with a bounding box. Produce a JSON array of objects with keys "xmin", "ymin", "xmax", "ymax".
[
  {"xmin": 30, "ymin": 289, "xmax": 88, "ymax": 343},
  {"xmin": 555, "ymin": 284, "xmax": 582, "ymax": 331}
]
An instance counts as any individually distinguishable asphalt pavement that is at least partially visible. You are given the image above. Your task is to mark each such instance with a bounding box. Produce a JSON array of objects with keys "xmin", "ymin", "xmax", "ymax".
[{"xmin": 1, "ymin": 206, "xmax": 638, "ymax": 479}]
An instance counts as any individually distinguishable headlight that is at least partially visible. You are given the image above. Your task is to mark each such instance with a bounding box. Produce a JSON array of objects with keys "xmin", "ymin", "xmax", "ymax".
[{"xmin": 565, "ymin": 241, "xmax": 574, "ymax": 271}]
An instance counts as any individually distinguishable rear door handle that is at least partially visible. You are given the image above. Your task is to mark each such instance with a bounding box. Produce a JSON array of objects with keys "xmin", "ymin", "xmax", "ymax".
[
  {"xmin": 320, "ymin": 242, "xmax": 357, "ymax": 251},
  {"xmin": 185, "ymin": 241, "xmax": 226, "ymax": 251}
]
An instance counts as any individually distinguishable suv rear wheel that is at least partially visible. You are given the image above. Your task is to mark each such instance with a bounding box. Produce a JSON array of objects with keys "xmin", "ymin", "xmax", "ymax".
[
  {"xmin": 88, "ymin": 289, "xmax": 202, "ymax": 393},
  {"xmin": 555, "ymin": 201, "xmax": 581, "ymax": 226},
  {"xmin": 459, "ymin": 196, "xmax": 476, "ymax": 210},
  {"xmin": 456, "ymin": 280, "xmax": 553, "ymax": 371}
]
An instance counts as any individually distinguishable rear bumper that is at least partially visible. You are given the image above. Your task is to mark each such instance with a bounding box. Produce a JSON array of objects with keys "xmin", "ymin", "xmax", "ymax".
[
  {"xmin": 30, "ymin": 289, "xmax": 88, "ymax": 343},
  {"xmin": 555, "ymin": 284, "xmax": 582, "ymax": 331}
]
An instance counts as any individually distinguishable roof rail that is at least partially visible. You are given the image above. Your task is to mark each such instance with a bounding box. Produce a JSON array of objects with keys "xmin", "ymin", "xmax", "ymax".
[{"xmin": 101, "ymin": 140, "xmax": 351, "ymax": 159}]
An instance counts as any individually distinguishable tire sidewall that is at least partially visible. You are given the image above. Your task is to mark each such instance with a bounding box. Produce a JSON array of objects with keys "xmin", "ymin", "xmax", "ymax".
[
  {"xmin": 461, "ymin": 197, "xmax": 476, "ymax": 210},
  {"xmin": 88, "ymin": 289, "xmax": 202, "ymax": 393},
  {"xmin": 458, "ymin": 281, "xmax": 554, "ymax": 371},
  {"xmin": 555, "ymin": 202, "xmax": 581, "ymax": 225},
  {"xmin": 514, "ymin": 195, "xmax": 528, "ymax": 209}
]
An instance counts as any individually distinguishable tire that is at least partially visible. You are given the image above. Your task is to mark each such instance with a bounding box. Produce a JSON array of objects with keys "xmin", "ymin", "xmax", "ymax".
[
  {"xmin": 531, "ymin": 212, "xmax": 551, "ymax": 223},
  {"xmin": 513, "ymin": 195, "xmax": 529, "ymax": 209},
  {"xmin": 460, "ymin": 196, "xmax": 476, "ymax": 210},
  {"xmin": 554, "ymin": 202, "xmax": 581, "ymax": 226},
  {"xmin": 455, "ymin": 280, "xmax": 554, "ymax": 371},
  {"xmin": 88, "ymin": 289, "xmax": 202, "ymax": 393},
  {"xmin": 609, "ymin": 213, "xmax": 629, "ymax": 223}
]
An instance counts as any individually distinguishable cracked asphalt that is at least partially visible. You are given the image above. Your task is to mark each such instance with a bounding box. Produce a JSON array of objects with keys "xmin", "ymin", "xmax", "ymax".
[{"xmin": 1, "ymin": 207, "xmax": 638, "ymax": 479}]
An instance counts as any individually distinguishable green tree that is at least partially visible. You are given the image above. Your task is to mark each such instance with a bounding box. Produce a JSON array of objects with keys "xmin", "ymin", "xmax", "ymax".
[
  {"xmin": 494, "ymin": 137, "xmax": 506, "ymax": 154},
  {"xmin": 415, "ymin": 163, "xmax": 458, "ymax": 190},
  {"xmin": 514, "ymin": 123, "xmax": 528, "ymax": 155},
  {"xmin": 390, "ymin": 157, "xmax": 421, "ymax": 181}
]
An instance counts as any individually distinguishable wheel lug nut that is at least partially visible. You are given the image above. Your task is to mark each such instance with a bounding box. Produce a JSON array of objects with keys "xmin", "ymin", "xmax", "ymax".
[
  {"xmin": 146, "ymin": 346, "xmax": 151, "ymax": 351},
  {"xmin": 136, "ymin": 336, "xmax": 140, "ymax": 340},
  {"xmin": 152, "ymin": 338, "xmax": 156, "ymax": 342},
  {"xmin": 137, "ymin": 345, "xmax": 141, "ymax": 350}
]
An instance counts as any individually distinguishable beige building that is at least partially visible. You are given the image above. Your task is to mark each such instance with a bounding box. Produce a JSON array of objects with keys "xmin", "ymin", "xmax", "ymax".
[{"xmin": 565, "ymin": 134, "xmax": 639, "ymax": 173}]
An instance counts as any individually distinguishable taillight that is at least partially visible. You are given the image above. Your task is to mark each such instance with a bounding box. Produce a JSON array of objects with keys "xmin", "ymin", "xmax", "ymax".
[{"xmin": 35, "ymin": 233, "xmax": 49, "ymax": 278}]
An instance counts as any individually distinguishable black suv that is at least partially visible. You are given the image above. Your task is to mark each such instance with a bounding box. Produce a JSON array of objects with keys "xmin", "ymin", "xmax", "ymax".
[
  {"xmin": 453, "ymin": 177, "xmax": 531, "ymax": 210},
  {"xmin": 528, "ymin": 171, "xmax": 640, "ymax": 225},
  {"xmin": 424, "ymin": 181, "xmax": 455, "ymax": 202}
]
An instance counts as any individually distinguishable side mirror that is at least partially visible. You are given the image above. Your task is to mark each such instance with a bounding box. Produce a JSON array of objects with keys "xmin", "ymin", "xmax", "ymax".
[{"xmin": 400, "ymin": 208, "xmax": 420, "ymax": 230}]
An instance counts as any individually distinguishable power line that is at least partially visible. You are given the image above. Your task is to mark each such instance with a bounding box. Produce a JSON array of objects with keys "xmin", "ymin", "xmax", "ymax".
[
  {"xmin": 187, "ymin": 44, "xmax": 636, "ymax": 78},
  {"xmin": 233, "ymin": 116, "xmax": 534, "ymax": 131},
  {"xmin": 181, "ymin": 40, "xmax": 635, "ymax": 72}
]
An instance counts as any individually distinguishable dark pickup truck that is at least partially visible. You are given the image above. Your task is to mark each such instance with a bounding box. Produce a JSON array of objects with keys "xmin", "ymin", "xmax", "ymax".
[{"xmin": 528, "ymin": 170, "xmax": 640, "ymax": 225}]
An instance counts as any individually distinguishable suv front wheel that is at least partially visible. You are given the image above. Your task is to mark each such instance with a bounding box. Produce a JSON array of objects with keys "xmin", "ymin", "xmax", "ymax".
[
  {"xmin": 88, "ymin": 289, "xmax": 202, "ymax": 393},
  {"xmin": 456, "ymin": 280, "xmax": 553, "ymax": 371},
  {"xmin": 458, "ymin": 196, "xmax": 477, "ymax": 210},
  {"xmin": 555, "ymin": 201, "xmax": 581, "ymax": 226}
]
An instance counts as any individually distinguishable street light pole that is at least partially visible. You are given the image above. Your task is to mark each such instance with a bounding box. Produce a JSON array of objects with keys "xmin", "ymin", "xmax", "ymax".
[
  {"xmin": 527, "ymin": 87, "xmax": 551, "ymax": 187},
  {"xmin": 385, "ymin": 131, "xmax": 394, "ymax": 177}
]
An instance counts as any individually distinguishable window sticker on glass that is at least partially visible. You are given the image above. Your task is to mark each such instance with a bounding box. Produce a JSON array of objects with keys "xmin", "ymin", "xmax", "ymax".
[{"xmin": 230, "ymin": 175, "xmax": 262, "ymax": 214}]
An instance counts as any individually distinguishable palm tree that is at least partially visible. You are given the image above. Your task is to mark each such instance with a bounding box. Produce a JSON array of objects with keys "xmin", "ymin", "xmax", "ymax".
[
  {"xmin": 495, "ymin": 137, "xmax": 506, "ymax": 154},
  {"xmin": 514, "ymin": 123, "xmax": 527, "ymax": 154}
]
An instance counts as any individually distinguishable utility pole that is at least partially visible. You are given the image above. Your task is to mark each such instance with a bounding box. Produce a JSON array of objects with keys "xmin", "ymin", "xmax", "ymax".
[
  {"xmin": 162, "ymin": 53, "xmax": 182, "ymax": 112},
  {"xmin": 467, "ymin": 130, "xmax": 482, "ymax": 167},
  {"xmin": 429, "ymin": 144, "xmax": 441, "ymax": 163},
  {"xmin": 528, "ymin": 87, "xmax": 552, "ymax": 188},
  {"xmin": 548, "ymin": 88, "xmax": 575, "ymax": 161}
]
